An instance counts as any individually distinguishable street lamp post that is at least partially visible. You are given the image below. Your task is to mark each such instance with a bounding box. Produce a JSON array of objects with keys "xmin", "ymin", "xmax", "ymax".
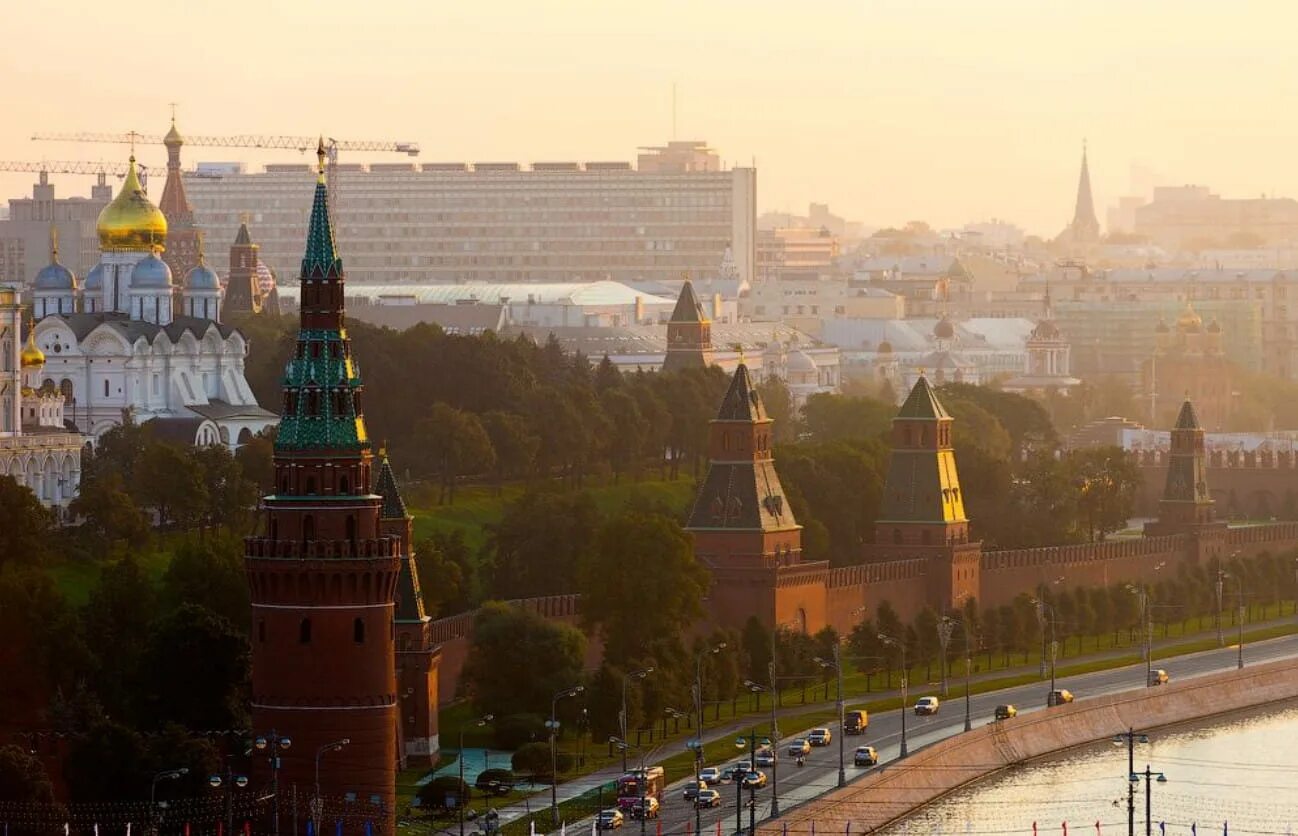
[
  {"xmin": 692, "ymin": 643, "xmax": 725, "ymax": 836},
  {"xmin": 312, "ymin": 739, "xmax": 350, "ymax": 832},
  {"xmin": 1216, "ymin": 568, "xmax": 1225, "ymax": 647},
  {"xmin": 620, "ymin": 668, "xmax": 653, "ymax": 771},
  {"xmin": 608, "ymin": 739, "xmax": 648, "ymax": 836},
  {"xmin": 208, "ymin": 764, "xmax": 249, "ymax": 836},
  {"xmin": 944, "ymin": 615, "xmax": 974, "ymax": 733},
  {"xmin": 1130, "ymin": 765, "xmax": 1167, "ymax": 836},
  {"xmin": 254, "ymin": 731, "xmax": 292, "ymax": 836},
  {"xmin": 457, "ymin": 715, "xmax": 493, "ymax": 836},
  {"xmin": 549, "ymin": 685, "xmax": 584, "ymax": 825},
  {"xmin": 732, "ymin": 730, "xmax": 761, "ymax": 836},
  {"xmin": 1235, "ymin": 575, "xmax": 1245, "ymax": 669},
  {"xmin": 936, "ymin": 617, "xmax": 954, "ymax": 698},
  {"xmin": 1113, "ymin": 729, "xmax": 1150, "ymax": 836},
  {"xmin": 151, "ymin": 767, "xmax": 188, "ymax": 834},
  {"xmin": 877, "ymin": 633, "xmax": 908, "ymax": 758},
  {"xmin": 743, "ymin": 669, "xmax": 781, "ymax": 817},
  {"xmin": 812, "ymin": 644, "xmax": 847, "ymax": 788},
  {"xmin": 1031, "ymin": 599, "xmax": 1059, "ymax": 698}
]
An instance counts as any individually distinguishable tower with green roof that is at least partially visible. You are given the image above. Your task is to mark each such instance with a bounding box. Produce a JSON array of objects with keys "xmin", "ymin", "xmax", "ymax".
[
  {"xmin": 868, "ymin": 374, "xmax": 981, "ymax": 610},
  {"xmin": 244, "ymin": 141, "xmax": 399, "ymax": 833}
]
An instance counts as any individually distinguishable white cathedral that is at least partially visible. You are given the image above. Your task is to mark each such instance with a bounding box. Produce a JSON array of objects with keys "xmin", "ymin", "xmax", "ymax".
[{"xmin": 24, "ymin": 154, "xmax": 275, "ymax": 455}]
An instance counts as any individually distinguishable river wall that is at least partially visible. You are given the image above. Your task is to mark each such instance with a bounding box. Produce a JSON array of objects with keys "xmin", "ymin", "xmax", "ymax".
[{"xmin": 757, "ymin": 655, "xmax": 1298, "ymax": 835}]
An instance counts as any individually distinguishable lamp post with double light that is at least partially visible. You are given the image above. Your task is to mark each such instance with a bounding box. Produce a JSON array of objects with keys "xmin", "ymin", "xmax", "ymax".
[
  {"xmin": 1130, "ymin": 765, "xmax": 1167, "ymax": 836},
  {"xmin": 1030, "ymin": 598, "xmax": 1059, "ymax": 699},
  {"xmin": 208, "ymin": 765, "xmax": 249, "ymax": 836},
  {"xmin": 548, "ymin": 685, "xmax": 584, "ymax": 825},
  {"xmin": 254, "ymin": 731, "xmax": 292, "ymax": 836},
  {"xmin": 608, "ymin": 738, "xmax": 648, "ymax": 836},
  {"xmin": 1112, "ymin": 729, "xmax": 1150, "ymax": 836},
  {"xmin": 742, "ymin": 672, "xmax": 780, "ymax": 816},
  {"xmin": 812, "ymin": 643, "xmax": 847, "ymax": 788},
  {"xmin": 150, "ymin": 767, "xmax": 188, "ymax": 835}
]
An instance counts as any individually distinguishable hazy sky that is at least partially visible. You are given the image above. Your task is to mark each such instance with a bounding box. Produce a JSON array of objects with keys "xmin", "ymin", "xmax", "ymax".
[{"xmin": 4, "ymin": 0, "xmax": 1298, "ymax": 236}]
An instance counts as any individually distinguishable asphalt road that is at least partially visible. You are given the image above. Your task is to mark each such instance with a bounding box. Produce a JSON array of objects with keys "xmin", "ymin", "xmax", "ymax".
[{"xmin": 610, "ymin": 631, "xmax": 1298, "ymax": 836}]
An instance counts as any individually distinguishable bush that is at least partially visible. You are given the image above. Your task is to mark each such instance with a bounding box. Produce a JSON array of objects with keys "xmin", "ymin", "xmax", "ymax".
[
  {"xmin": 511, "ymin": 742, "xmax": 572, "ymax": 781},
  {"xmin": 492, "ymin": 713, "xmax": 543, "ymax": 749},
  {"xmin": 417, "ymin": 776, "xmax": 469, "ymax": 812},
  {"xmin": 475, "ymin": 768, "xmax": 515, "ymax": 796}
]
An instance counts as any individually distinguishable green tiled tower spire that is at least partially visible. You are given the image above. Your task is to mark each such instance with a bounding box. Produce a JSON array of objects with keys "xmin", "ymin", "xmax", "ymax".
[{"xmin": 275, "ymin": 139, "xmax": 369, "ymax": 454}]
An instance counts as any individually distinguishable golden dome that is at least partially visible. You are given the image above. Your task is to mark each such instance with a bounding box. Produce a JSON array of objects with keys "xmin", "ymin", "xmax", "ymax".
[
  {"xmin": 97, "ymin": 156, "xmax": 167, "ymax": 251},
  {"xmin": 1176, "ymin": 301, "xmax": 1202, "ymax": 332},
  {"xmin": 20, "ymin": 327, "xmax": 45, "ymax": 368}
]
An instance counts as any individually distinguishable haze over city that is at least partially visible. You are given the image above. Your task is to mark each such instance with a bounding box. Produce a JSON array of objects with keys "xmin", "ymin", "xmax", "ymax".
[
  {"xmin": 6, "ymin": 0, "xmax": 1298, "ymax": 232},
  {"xmin": 7, "ymin": 3, "xmax": 1298, "ymax": 836}
]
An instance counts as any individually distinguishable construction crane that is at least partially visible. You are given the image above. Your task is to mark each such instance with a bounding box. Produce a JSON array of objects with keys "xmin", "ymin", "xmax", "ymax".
[
  {"xmin": 32, "ymin": 131, "xmax": 421, "ymax": 226},
  {"xmin": 0, "ymin": 159, "xmax": 184, "ymax": 191}
]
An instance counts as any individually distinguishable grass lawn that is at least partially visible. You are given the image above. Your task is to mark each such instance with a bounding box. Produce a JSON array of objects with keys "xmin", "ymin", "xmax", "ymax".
[
  {"xmin": 407, "ymin": 478, "xmax": 696, "ymax": 554},
  {"xmin": 47, "ymin": 542, "xmax": 178, "ymax": 606}
]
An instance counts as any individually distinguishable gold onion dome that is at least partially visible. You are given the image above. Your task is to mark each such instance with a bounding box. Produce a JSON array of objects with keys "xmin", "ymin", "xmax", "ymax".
[
  {"xmin": 20, "ymin": 327, "xmax": 45, "ymax": 368},
  {"xmin": 96, "ymin": 156, "xmax": 167, "ymax": 251},
  {"xmin": 1176, "ymin": 302, "xmax": 1202, "ymax": 331}
]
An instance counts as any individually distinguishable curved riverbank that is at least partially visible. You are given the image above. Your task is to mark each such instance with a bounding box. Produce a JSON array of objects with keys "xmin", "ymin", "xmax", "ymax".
[{"xmin": 758, "ymin": 655, "xmax": 1298, "ymax": 835}]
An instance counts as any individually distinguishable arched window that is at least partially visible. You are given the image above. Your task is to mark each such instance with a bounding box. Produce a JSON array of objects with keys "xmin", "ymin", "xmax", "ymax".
[
  {"xmin": 346, "ymin": 515, "xmax": 357, "ymax": 544},
  {"xmin": 306, "ymin": 477, "xmax": 317, "ymax": 495},
  {"xmin": 303, "ymin": 514, "xmax": 315, "ymax": 541},
  {"xmin": 340, "ymin": 475, "xmax": 351, "ymax": 495},
  {"xmin": 270, "ymin": 519, "xmax": 278, "ymax": 540},
  {"xmin": 103, "ymin": 379, "xmax": 110, "ymax": 397},
  {"xmin": 299, "ymin": 618, "xmax": 312, "ymax": 644},
  {"xmin": 354, "ymin": 618, "xmax": 365, "ymax": 643}
]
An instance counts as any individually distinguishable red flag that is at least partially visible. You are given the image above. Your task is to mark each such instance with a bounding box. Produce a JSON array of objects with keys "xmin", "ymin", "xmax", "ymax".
[
  {"xmin": 185, "ymin": 825, "xmax": 191, "ymax": 836},
  {"xmin": 218, "ymin": 823, "xmax": 224, "ymax": 836},
  {"xmin": 657, "ymin": 821, "xmax": 662, "ymax": 836},
  {"xmin": 1063, "ymin": 823, "xmax": 1068, "ymax": 836},
  {"xmin": 244, "ymin": 822, "xmax": 252, "ymax": 836},
  {"xmin": 1033, "ymin": 824, "xmax": 1038, "ymax": 836},
  {"xmin": 1096, "ymin": 822, "xmax": 1101, "ymax": 836}
]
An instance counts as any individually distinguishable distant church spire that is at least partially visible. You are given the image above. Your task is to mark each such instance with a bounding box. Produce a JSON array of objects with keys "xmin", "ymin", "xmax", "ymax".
[{"xmin": 1068, "ymin": 141, "xmax": 1101, "ymax": 244}]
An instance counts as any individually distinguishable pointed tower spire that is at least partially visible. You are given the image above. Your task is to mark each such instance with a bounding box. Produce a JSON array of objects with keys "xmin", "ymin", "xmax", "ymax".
[
  {"xmin": 302, "ymin": 138, "xmax": 342, "ymax": 281},
  {"xmin": 159, "ymin": 113, "xmax": 200, "ymax": 280},
  {"xmin": 662, "ymin": 277, "xmax": 714, "ymax": 372},
  {"xmin": 1146, "ymin": 398, "xmax": 1216, "ymax": 535},
  {"xmin": 1068, "ymin": 141, "xmax": 1101, "ymax": 243},
  {"xmin": 49, "ymin": 225, "xmax": 60, "ymax": 264},
  {"xmin": 225, "ymin": 215, "xmax": 263, "ymax": 316}
]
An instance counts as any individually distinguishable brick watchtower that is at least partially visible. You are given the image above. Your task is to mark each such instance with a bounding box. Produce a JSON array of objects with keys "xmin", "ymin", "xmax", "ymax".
[
  {"xmin": 244, "ymin": 142, "xmax": 400, "ymax": 832},
  {"xmin": 866, "ymin": 375, "xmax": 980, "ymax": 611},
  {"xmin": 1145, "ymin": 400, "xmax": 1225, "ymax": 563},
  {"xmin": 373, "ymin": 452, "xmax": 441, "ymax": 766},
  {"xmin": 685, "ymin": 363, "xmax": 827, "ymax": 632},
  {"xmin": 662, "ymin": 279, "xmax": 715, "ymax": 373},
  {"xmin": 225, "ymin": 218, "xmax": 264, "ymax": 316},
  {"xmin": 159, "ymin": 118, "xmax": 201, "ymax": 282}
]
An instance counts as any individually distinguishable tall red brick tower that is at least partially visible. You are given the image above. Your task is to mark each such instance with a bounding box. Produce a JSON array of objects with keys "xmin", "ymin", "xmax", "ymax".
[
  {"xmin": 866, "ymin": 375, "xmax": 980, "ymax": 611},
  {"xmin": 244, "ymin": 142, "xmax": 400, "ymax": 832},
  {"xmin": 160, "ymin": 118, "xmax": 201, "ymax": 281},
  {"xmin": 685, "ymin": 363, "xmax": 827, "ymax": 632},
  {"xmin": 226, "ymin": 218, "xmax": 264, "ymax": 316},
  {"xmin": 373, "ymin": 451, "xmax": 441, "ymax": 767},
  {"xmin": 662, "ymin": 279, "xmax": 715, "ymax": 373}
]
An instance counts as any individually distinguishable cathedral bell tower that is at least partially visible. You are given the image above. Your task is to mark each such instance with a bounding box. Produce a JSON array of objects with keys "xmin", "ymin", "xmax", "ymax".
[
  {"xmin": 244, "ymin": 141, "xmax": 399, "ymax": 833},
  {"xmin": 867, "ymin": 375, "xmax": 980, "ymax": 611},
  {"xmin": 159, "ymin": 118, "xmax": 201, "ymax": 281}
]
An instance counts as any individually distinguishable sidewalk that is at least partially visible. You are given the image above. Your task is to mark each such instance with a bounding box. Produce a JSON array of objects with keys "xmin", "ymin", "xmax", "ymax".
[{"xmin": 442, "ymin": 612, "xmax": 1298, "ymax": 832}]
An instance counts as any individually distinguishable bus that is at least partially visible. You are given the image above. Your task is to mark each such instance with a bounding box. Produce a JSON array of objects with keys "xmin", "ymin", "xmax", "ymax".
[{"xmin": 616, "ymin": 766, "xmax": 665, "ymax": 811}]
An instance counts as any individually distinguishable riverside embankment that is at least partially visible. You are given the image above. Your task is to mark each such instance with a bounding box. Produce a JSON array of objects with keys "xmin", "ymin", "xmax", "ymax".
[{"xmin": 758, "ymin": 656, "xmax": 1298, "ymax": 834}]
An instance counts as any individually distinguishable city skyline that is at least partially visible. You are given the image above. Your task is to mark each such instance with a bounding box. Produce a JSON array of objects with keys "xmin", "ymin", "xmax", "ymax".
[{"xmin": 4, "ymin": 0, "xmax": 1298, "ymax": 235}]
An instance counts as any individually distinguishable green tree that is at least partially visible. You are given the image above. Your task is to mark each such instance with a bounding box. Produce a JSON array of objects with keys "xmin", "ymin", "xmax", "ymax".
[
  {"xmin": 191, "ymin": 443, "xmax": 258, "ymax": 534},
  {"xmin": 135, "ymin": 604, "xmax": 250, "ymax": 731},
  {"xmin": 0, "ymin": 744, "xmax": 55, "ymax": 803},
  {"xmin": 80, "ymin": 558, "xmax": 159, "ymax": 718},
  {"xmin": 462, "ymin": 602, "xmax": 586, "ymax": 717},
  {"xmin": 580, "ymin": 511, "xmax": 708, "ymax": 665},
  {"xmin": 418, "ymin": 403, "xmax": 496, "ymax": 504},
  {"xmin": 136, "ymin": 441, "xmax": 208, "ymax": 529},
  {"xmin": 801, "ymin": 394, "xmax": 893, "ymax": 443},
  {"xmin": 69, "ymin": 471, "xmax": 151, "ymax": 555},
  {"xmin": 757, "ymin": 378, "xmax": 800, "ymax": 444},
  {"xmin": 484, "ymin": 491, "xmax": 598, "ymax": 599},
  {"xmin": 600, "ymin": 388, "xmax": 647, "ymax": 483},
  {"xmin": 481, "ymin": 410, "xmax": 539, "ymax": 492},
  {"xmin": 162, "ymin": 535, "xmax": 251, "ymax": 630},
  {"xmin": 0, "ymin": 568, "xmax": 89, "ymax": 727},
  {"xmin": 0, "ymin": 476, "xmax": 54, "ymax": 568},
  {"xmin": 1066, "ymin": 446, "xmax": 1141, "ymax": 541},
  {"xmin": 740, "ymin": 617, "xmax": 772, "ymax": 684},
  {"xmin": 234, "ymin": 427, "xmax": 276, "ymax": 494},
  {"xmin": 414, "ymin": 530, "xmax": 476, "ymax": 617}
]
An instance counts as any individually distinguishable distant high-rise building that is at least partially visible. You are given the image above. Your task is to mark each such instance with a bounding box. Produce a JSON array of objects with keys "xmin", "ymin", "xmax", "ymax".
[
  {"xmin": 1133, "ymin": 185, "xmax": 1298, "ymax": 250},
  {"xmin": 183, "ymin": 141, "xmax": 756, "ymax": 286},
  {"xmin": 0, "ymin": 171, "xmax": 111, "ymax": 285}
]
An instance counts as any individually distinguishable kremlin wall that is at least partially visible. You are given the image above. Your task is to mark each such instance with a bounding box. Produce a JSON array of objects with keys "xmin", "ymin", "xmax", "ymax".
[{"xmin": 243, "ymin": 155, "xmax": 1298, "ymax": 832}]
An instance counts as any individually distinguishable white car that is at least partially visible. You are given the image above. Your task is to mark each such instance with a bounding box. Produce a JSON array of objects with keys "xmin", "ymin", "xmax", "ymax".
[
  {"xmin": 754, "ymin": 747, "xmax": 777, "ymax": 767},
  {"xmin": 807, "ymin": 728, "xmax": 832, "ymax": 746},
  {"xmin": 699, "ymin": 767, "xmax": 722, "ymax": 785}
]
